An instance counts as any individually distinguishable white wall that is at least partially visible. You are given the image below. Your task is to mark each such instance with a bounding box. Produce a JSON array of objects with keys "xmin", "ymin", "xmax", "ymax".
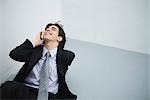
[
  {"xmin": 148, "ymin": 0, "xmax": 150, "ymax": 99},
  {"xmin": 62, "ymin": 0, "xmax": 150, "ymax": 99},
  {"xmin": 62, "ymin": 0, "xmax": 149, "ymax": 55},
  {"xmin": 0, "ymin": 1, "xmax": 3, "ymax": 66},
  {"xmin": 149, "ymin": 0, "xmax": 150, "ymax": 53},
  {"xmin": 0, "ymin": 0, "xmax": 62, "ymax": 83}
]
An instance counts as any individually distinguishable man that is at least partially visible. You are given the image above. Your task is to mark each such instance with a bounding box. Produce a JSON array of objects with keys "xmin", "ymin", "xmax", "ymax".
[{"xmin": 0, "ymin": 23, "xmax": 77, "ymax": 100}]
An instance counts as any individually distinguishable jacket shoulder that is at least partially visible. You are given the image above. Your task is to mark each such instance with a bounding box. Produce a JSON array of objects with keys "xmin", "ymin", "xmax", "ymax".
[
  {"xmin": 61, "ymin": 49, "xmax": 75, "ymax": 66},
  {"xmin": 63, "ymin": 49, "xmax": 75, "ymax": 57}
]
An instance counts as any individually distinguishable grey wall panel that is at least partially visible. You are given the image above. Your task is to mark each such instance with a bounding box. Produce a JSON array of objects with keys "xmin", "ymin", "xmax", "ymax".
[
  {"xmin": 148, "ymin": 56, "xmax": 150, "ymax": 100},
  {"xmin": 65, "ymin": 38, "xmax": 149, "ymax": 100}
]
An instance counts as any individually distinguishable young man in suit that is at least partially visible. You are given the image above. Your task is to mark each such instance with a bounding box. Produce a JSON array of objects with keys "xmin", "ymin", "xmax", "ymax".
[{"xmin": 0, "ymin": 23, "xmax": 77, "ymax": 100}]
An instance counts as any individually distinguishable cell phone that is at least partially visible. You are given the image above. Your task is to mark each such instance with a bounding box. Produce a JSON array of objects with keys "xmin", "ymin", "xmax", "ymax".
[
  {"xmin": 40, "ymin": 32, "xmax": 45, "ymax": 44},
  {"xmin": 40, "ymin": 32, "xmax": 43, "ymax": 40}
]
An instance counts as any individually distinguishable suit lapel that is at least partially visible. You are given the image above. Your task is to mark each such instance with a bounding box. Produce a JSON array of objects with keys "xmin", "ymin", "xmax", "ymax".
[
  {"xmin": 56, "ymin": 48, "xmax": 65, "ymax": 77},
  {"xmin": 28, "ymin": 46, "xmax": 65, "ymax": 77},
  {"xmin": 28, "ymin": 45, "xmax": 43, "ymax": 71}
]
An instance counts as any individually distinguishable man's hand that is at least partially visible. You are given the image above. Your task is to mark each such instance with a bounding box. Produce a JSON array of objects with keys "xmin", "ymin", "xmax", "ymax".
[{"xmin": 32, "ymin": 31, "xmax": 45, "ymax": 47}]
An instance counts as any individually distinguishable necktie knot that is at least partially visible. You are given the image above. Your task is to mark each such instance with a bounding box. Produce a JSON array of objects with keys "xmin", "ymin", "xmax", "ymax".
[{"xmin": 46, "ymin": 51, "xmax": 50, "ymax": 58}]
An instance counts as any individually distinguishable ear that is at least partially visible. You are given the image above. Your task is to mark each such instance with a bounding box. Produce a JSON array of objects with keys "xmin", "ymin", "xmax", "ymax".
[{"xmin": 57, "ymin": 36, "xmax": 63, "ymax": 42}]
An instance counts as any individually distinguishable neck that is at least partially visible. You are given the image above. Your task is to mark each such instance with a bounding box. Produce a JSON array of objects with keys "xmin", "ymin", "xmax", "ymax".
[{"xmin": 44, "ymin": 41, "xmax": 59, "ymax": 50}]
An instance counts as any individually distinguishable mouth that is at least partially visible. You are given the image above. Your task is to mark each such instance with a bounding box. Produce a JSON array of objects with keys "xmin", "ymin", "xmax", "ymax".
[{"xmin": 45, "ymin": 32, "xmax": 52, "ymax": 35}]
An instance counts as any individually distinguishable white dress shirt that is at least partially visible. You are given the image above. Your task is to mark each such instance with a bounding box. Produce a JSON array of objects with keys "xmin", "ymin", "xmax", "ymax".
[{"xmin": 24, "ymin": 46, "xmax": 58, "ymax": 94}]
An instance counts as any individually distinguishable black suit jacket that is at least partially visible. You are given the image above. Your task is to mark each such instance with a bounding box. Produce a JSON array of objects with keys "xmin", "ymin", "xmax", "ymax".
[{"xmin": 9, "ymin": 39, "xmax": 77, "ymax": 99}]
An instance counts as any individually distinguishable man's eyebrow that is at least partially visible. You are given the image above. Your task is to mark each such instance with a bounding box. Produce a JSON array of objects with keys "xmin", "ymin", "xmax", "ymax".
[{"xmin": 51, "ymin": 26, "xmax": 57, "ymax": 30}]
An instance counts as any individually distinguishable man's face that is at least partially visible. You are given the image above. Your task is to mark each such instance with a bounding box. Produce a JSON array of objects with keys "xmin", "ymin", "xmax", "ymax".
[{"xmin": 43, "ymin": 25, "xmax": 60, "ymax": 42}]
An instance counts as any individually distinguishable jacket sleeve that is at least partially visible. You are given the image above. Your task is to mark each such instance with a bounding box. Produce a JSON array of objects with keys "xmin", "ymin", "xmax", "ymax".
[{"xmin": 9, "ymin": 39, "xmax": 34, "ymax": 62}]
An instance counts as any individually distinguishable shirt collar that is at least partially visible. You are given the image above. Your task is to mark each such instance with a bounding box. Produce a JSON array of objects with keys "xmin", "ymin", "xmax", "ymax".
[{"xmin": 43, "ymin": 46, "xmax": 58, "ymax": 58}]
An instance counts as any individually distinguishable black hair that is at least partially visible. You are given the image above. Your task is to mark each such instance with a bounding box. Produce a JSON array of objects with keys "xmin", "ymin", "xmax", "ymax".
[{"xmin": 45, "ymin": 23, "xmax": 66, "ymax": 49}]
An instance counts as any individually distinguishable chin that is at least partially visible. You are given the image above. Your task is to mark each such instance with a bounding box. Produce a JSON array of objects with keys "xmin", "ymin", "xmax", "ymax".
[{"xmin": 44, "ymin": 38, "xmax": 52, "ymax": 42}]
